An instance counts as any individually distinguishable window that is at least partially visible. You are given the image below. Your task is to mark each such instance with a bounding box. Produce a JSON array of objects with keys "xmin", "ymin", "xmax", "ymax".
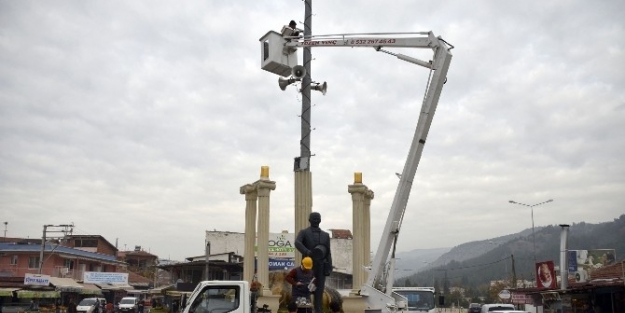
[
  {"xmin": 189, "ymin": 286, "xmax": 240, "ymax": 313},
  {"xmin": 263, "ymin": 41, "xmax": 269, "ymax": 61},
  {"xmin": 28, "ymin": 256, "xmax": 40, "ymax": 269},
  {"xmin": 10, "ymin": 255, "xmax": 18, "ymax": 265},
  {"xmin": 65, "ymin": 259, "xmax": 74, "ymax": 269},
  {"xmin": 75, "ymin": 239, "xmax": 98, "ymax": 247}
]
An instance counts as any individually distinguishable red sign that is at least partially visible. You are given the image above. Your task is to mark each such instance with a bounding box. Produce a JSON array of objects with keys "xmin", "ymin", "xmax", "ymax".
[
  {"xmin": 536, "ymin": 261, "xmax": 557, "ymax": 289},
  {"xmin": 511, "ymin": 292, "xmax": 532, "ymax": 304}
]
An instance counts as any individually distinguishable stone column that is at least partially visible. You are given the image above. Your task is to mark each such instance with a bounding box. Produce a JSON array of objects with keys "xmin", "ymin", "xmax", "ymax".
[
  {"xmin": 239, "ymin": 183, "xmax": 257, "ymax": 285},
  {"xmin": 294, "ymin": 171, "xmax": 312, "ymax": 267},
  {"xmin": 348, "ymin": 172, "xmax": 368, "ymax": 294},
  {"xmin": 363, "ymin": 189, "xmax": 374, "ymax": 283},
  {"xmin": 255, "ymin": 166, "xmax": 276, "ymax": 294}
]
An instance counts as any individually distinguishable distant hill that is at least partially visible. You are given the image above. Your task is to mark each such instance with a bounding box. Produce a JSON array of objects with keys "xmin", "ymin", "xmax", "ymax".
[
  {"xmin": 394, "ymin": 248, "xmax": 451, "ymax": 278},
  {"xmin": 394, "ymin": 228, "xmax": 535, "ymax": 279},
  {"xmin": 394, "ymin": 214, "xmax": 625, "ymax": 291}
]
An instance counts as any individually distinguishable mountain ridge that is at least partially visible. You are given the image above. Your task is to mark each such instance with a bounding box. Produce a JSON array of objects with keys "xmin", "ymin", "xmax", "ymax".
[{"xmin": 393, "ymin": 214, "xmax": 625, "ymax": 289}]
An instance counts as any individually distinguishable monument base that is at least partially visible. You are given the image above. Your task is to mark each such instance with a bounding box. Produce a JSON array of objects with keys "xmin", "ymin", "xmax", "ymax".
[
  {"xmin": 257, "ymin": 289, "xmax": 281, "ymax": 313},
  {"xmin": 342, "ymin": 295, "xmax": 367, "ymax": 313}
]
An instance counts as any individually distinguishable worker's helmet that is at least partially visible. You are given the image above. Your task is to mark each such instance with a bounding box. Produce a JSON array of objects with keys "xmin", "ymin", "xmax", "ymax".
[
  {"xmin": 289, "ymin": 20, "xmax": 297, "ymax": 27},
  {"xmin": 302, "ymin": 256, "xmax": 313, "ymax": 269}
]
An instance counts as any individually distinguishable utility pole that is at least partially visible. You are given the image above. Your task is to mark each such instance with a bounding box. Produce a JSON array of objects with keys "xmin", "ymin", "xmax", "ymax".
[
  {"xmin": 3, "ymin": 221, "xmax": 7, "ymax": 237},
  {"xmin": 39, "ymin": 224, "xmax": 74, "ymax": 274},
  {"xmin": 294, "ymin": 0, "xmax": 314, "ymax": 267},
  {"xmin": 205, "ymin": 240, "xmax": 211, "ymax": 280},
  {"xmin": 511, "ymin": 254, "xmax": 517, "ymax": 288}
]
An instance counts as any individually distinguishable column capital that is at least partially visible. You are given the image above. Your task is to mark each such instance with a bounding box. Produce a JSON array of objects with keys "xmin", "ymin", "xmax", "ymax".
[
  {"xmin": 240, "ymin": 183, "xmax": 255, "ymax": 194},
  {"xmin": 348, "ymin": 184, "xmax": 369, "ymax": 195},
  {"xmin": 365, "ymin": 189, "xmax": 375, "ymax": 200},
  {"xmin": 240, "ymin": 184, "xmax": 257, "ymax": 200},
  {"xmin": 254, "ymin": 180, "xmax": 276, "ymax": 196}
]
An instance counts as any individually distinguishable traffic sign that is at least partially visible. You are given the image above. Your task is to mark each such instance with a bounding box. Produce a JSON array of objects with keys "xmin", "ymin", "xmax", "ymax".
[{"xmin": 498, "ymin": 289, "xmax": 511, "ymax": 300}]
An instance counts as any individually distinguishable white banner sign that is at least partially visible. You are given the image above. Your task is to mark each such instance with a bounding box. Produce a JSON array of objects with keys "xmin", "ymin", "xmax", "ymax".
[
  {"xmin": 83, "ymin": 272, "xmax": 128, "ymax": 284},
  {"xmin": 24, "ymin": 273, "xmax": 50, "ymax": 286}
]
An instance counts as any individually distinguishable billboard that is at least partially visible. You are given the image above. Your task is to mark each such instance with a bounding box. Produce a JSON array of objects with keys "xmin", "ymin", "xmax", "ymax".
[
  {"xmin": 536, "ymin": 261, "xmax": 557, "ymax": 289},
  {"xmin": 266, "ymin": 233, "xmax": 296, "ymax": 258},
  {"xmin": 568, "ymin": 249, "xmax": 616, "ymax": 283}
]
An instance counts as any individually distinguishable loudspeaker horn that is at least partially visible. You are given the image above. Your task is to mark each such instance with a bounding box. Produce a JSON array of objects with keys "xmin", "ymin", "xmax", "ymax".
[
  {"xmin": 278, "ymin": 76, "xmax": 295, "ymax": 91},
  {"xmin": 312, "ymin": 81, "xmax": 327, "ymax": 95},
  {"xmin": 292, "ymin": 65, "xmax": 306, "ymax": 79}
]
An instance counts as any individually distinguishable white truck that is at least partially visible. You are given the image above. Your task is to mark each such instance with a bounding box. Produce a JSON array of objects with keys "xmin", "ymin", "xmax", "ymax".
[
  {"xmin": 178, "ymin": 282, "xmax": 441, "ymax": 313},
  {"xmin": 391, "ymin": 287, "xmax": 438, "ymax": 313},
  {"xmin": 181, "ymin": 26, "xmax": 454, "ymax": 313},
  {"xmin": 181, "ymin": 280, "xmax": 250, "ymax": 313}
]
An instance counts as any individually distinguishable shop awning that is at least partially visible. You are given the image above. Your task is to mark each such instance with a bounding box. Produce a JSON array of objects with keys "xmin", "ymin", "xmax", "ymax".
[
  {"xmin": 17, "ymin": 290, "xmax": 61, "ymax": 298},
  {"xmin": 126, "ymin": 290, "xmax": 147, "ymax": 295},
  {"xmin": 97, "ymin": 284, "xmax": 134, "ymax": 291},
  {"xmin": 81, "ymin": 284, "xmax": 103, "ymax": 295},
  {"xmin": 148, "ymin": 284, "xmax": 174, "ymax": 295},
  {"xmin": 165, "ymin": 290, "xmax": 192, "ymax": 297},
  {"xmin": 48, "ymin": 277, "xmax": 83, "ymax": 293},
  {"xmin": 0, "ymin": 288, "xmax": 20, "ymax": 297}
]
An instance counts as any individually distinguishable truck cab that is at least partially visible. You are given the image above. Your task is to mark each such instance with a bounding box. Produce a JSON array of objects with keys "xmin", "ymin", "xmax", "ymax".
[
  {"xmin": 392, "ymin": 287, "xmax": 437, "ymax": 313},
  {"xmin": 182, "ymin": 281, "xmax": 249, "ymax": 313}
]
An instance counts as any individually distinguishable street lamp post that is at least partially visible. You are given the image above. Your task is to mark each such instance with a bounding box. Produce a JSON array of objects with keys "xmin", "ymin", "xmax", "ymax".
[{"xmin": 508, "ymin": 199, "xmax": 554, "ymax": 263}]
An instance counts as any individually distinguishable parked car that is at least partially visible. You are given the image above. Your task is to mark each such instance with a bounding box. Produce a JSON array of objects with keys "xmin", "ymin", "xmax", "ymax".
[
  {"xmin": 77, "ymin": 298, "xmax": 105, "ymax": 313},
  {"xmin": 118, "ymin": 297, "xmax": 139, "ymax": 313},
  {"xmin": 468, "ymin": 303, "xmax": 482, "ymax": 313}
]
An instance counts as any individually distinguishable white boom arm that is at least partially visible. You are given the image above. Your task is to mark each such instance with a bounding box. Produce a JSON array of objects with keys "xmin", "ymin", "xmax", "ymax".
[
  {"xmin": 285, "ymin": 32, "xmax": 440, "ymax": 48},
  {"xmin": 265, "ymin": 30, "xmax": 453, "ymax": 313},
  {"xmin": 285, "ymin": 32, "xmax": 452, "ymax": 69}
]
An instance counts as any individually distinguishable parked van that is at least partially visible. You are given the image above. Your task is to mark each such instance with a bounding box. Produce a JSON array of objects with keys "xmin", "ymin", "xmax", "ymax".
[
  {"xmin": 118, "ymin": 297, "xmax": 139, "ymax": 313},
  {"xmin": 480, "ymin": 304, "xmax": 516, "ymax": 313}
]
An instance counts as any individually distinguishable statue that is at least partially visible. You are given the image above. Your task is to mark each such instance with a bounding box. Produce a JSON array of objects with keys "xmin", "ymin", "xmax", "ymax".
[{"xmin": 295, "ymin": 212, "xmax": 332, "ymax": 313}]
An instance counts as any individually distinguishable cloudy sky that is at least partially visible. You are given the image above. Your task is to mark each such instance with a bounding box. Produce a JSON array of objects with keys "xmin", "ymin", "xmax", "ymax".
[{"xmin": 1, "ymin": 1, "xmax": 624, "ymax": 262}]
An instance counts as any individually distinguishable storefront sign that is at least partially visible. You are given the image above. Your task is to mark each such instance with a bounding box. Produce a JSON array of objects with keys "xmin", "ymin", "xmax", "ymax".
[
  {"xmin": 268, "ymin": 258, "xmax": 295, "ymax": 270},
  {"xmin": 511, "ymin": 292, "xmax": 532, "ymax": 304},
  {"xmin": 83, "ymin": 272, "xmax": 128, "ymax": 284},
  {"xmin": 24, "ymin": 273, "xmax": 50, "ymax": 286}
]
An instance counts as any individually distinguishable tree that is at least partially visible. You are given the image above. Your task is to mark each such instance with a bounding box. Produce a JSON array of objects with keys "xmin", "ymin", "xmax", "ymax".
[{"xmin": 488, "ymin": 280, "xmax": 510, "ymax": 303}]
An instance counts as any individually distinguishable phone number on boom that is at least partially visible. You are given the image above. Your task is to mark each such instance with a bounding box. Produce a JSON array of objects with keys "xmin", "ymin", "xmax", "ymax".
[
  {"xmin": 300, "ymin": 39, "xmax": 398, "ymax": 46},
  {"xmin": 350, "ymin": 39, "xmax": 397, "ymax": 45}
]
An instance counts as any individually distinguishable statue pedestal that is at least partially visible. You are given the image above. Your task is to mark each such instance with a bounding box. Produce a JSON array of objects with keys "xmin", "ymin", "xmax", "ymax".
[
  {"xmin": 257, "ymin": 289, "xmax": 280, "ymax": 313},
  {"xmin": 342, "ymin": 295, "xmax": 367, "ymax": 313}
]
